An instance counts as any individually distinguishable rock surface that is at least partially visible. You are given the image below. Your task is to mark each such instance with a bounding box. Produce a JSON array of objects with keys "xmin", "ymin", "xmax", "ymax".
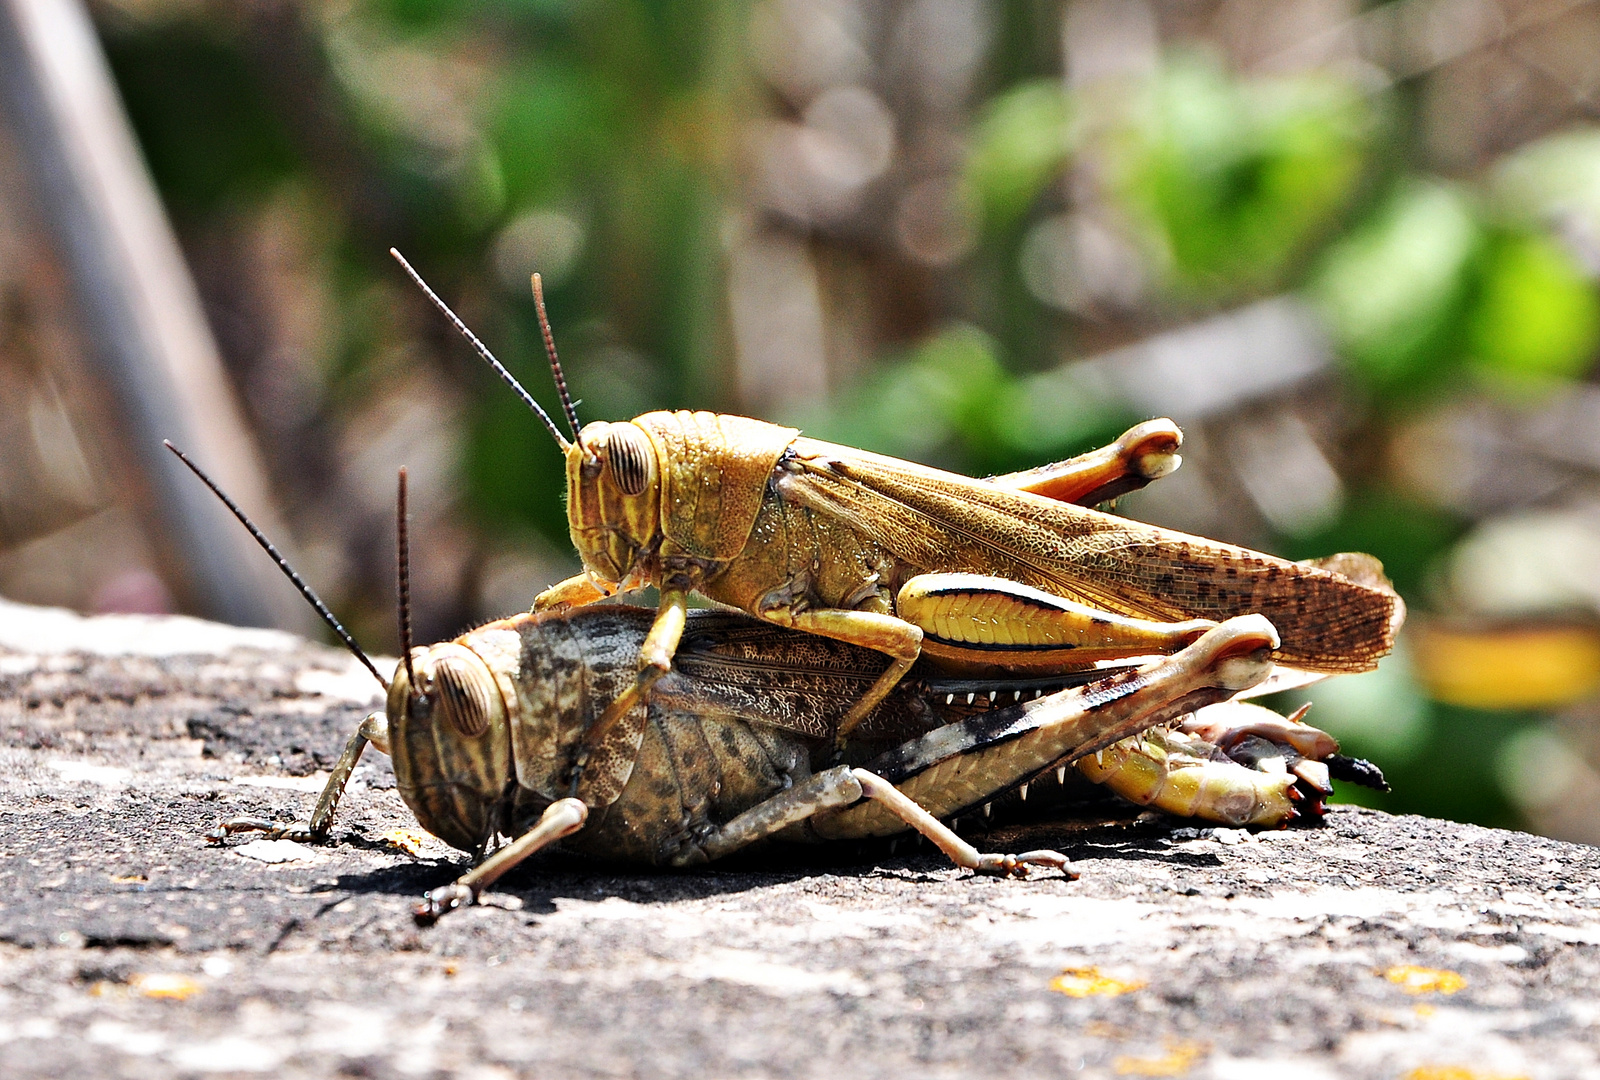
[{"xmin": 0, "ymin": 597, "xmax": 1597, "ymax": 1080}]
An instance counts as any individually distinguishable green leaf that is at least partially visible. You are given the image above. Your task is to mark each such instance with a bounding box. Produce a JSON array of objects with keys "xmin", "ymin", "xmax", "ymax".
[
  {"xmin": 967, "ymin": 80, "xmax": 1073, "ymax": 234},
  {"xmin": 1113, "ymin": 57, "xmax": 1374, "ymax": 296},
  {"xmin": 1308, "ymin": 181, "xmax": 1480, "ymax": 389},
  {"xmin": 1467, "ymin": 230, "xmax": 1600, "ymax": 386}
]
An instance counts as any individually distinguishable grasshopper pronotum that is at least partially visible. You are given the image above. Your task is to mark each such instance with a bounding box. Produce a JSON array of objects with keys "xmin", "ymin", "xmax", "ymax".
[{"xmin": 390, "ymin": 252, "xmax": 1403, "ymax": 809}]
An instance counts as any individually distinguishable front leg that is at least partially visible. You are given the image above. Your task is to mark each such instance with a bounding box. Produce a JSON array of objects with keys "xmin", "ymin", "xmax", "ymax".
[
  {"xmin": 534, "ymin": 572, "xmax": 614, "ymax": 612},
  {"xmin": 571, "ymin": 584, "xmax": 692, "ymax": 791},
  {"xmin": 206, "ymin": 711, "xmax": 390, "ymax": 843},
  {"xmin": 414, "ymin": 798, "xmax": 588, "ymax": 925}
]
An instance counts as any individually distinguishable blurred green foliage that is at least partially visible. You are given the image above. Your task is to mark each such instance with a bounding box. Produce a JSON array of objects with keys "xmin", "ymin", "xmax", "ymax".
[
  {"xmin": 807, "ymin": 324, "xmax": 1137, "ymax": 476},
  {"xmin": 105, "ymin": 25, "xmax": 301, "ymax": 213},
  {"xmin": 1112, "ymin": 57, "xmax": 1375, "ymax": 296},
  {"xmin": 1312, "ymin": 179, "xmax": 1600, "ymax": 396},
  {"xmin": 1466, "ymin": 229, "xmax": 1600, "ymax": 387},
  {"xmin": 1311, "ymin": 181, "xmax": 1480, "ymax": 393},
  {"xmin": 967, "ymin": 80, "xmax": 1075, "ymax": 235}
]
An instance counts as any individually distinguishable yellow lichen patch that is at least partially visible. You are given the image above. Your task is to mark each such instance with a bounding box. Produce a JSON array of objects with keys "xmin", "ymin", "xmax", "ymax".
[
  {"xmin": 1113, "ymin": 1041, "xmax": 1207, "ymax": 1077},
  {"xmin": 1384, "ymin": 966, "xmax": 1466, "ymax": 995},
  {"xmin": 130, "ymin": 973, "xmax": 203, "ymax": 1001},
  {"xmin": 1403, "ymin": 1067, "xmax": 1530, "ymax": 1080},
  {"xmin": 1414, "ymin": 623, "xmax": 1600, "ymax": 709},
  {"xmin": 1049, "ymin": 967, "xmax": 1145, "ymax": 997},
  {"xmin": 383, "ymin": 828, "xmax": 431, "ymax": 856}
]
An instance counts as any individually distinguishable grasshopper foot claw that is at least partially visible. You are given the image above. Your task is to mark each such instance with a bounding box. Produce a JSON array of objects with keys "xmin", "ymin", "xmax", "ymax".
[{"xmin": 975, "ymin": 850, "xmax": 1074, "ymax": 879}]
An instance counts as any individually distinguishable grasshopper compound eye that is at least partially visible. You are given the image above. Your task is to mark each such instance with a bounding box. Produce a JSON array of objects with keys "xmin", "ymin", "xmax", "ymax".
[
  {"xmin": 430, "ymin": 653, "xmax": 497, "ymax": 738},
  {"xmin": 396, "ymin": 645, "xmax": 504, "ymax": 741},
  {"xmin": 604, "ymin": 423, "xmax": 654, "ymax": 496},
  {"xmin": 574, "ymin": 421, "xmax": 656, "ymax": 495}
]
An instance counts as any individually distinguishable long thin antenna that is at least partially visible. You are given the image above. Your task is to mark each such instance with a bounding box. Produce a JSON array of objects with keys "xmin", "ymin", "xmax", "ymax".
[
  {"xmin": 388, "ymin": 248, "xmax": 572, "ymax": 453},
  {"xmin": 396, "ymin": 467, "xmax": 418, "ymax": 697},
  {"xmin": 164, "ymin": 441, "xmax": 387, "ymax": 690},
  {"xmin": 531, "ymin": 272, "xmax": 580, "ymax": 440}
]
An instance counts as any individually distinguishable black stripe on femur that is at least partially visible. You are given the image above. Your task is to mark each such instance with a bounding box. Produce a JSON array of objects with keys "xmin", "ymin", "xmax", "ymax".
[
  {"xmin": 607, "ymin": 425, "xmax": 653, "ymax": 496},
  {"xmin": 915, "ymin": 580, "xmax": 1076, "ymax": 614},
  {"xmin": 434, "ymin": 657, "xmax": 492, "ymax": 738},
  {"xmin": 925, "ymin": 635, "xmax": 1083, "ymax": 653}
]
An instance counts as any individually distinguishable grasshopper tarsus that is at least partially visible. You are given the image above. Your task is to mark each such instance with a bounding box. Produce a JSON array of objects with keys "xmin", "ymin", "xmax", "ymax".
[
  {"xmin": 413, "ymin": 884, "xmax": 474, "ymax": 927},
  {"xmin": 205, "ymin": 816, "xmax": 315, "ymax": 844},
  {"xmin": 206, "ymin": 816, "xmax": 275, "ymax": 841},
  {"xmin": 973, "ymin": 850, "xmax": 1074, "ymax": 879}
]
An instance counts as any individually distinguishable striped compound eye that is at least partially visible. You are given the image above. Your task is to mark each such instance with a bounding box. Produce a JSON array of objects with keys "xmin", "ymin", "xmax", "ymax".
[
  {"xmin": 430, "ymin": 653, "xmax": 497, "ymax": 738},
  {"xmin": 606, "ymin": 424, "xmax": 654, "ymax": 496}
]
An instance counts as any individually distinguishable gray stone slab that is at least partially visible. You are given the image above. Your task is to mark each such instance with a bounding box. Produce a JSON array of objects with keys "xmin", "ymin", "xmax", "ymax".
[{"xmin": 0, "ymin": 599, "xmax": 1596, "ymax": 1079}]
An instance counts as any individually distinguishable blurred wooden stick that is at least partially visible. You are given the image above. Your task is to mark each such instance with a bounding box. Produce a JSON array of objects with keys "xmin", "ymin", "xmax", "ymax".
[{"xmin": 0, "ymin": 0, "xmax": 310, "ymax": 630}]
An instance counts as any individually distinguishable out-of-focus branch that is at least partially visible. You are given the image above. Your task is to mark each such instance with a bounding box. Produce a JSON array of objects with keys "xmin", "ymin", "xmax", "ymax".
[{"xmin": 0, "ymin": 0, "xmax": 310, "ymax": 630}]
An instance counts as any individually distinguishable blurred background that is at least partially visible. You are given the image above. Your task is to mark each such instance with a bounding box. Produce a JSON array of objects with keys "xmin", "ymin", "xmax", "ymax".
[{"xmin": 3, "ymin": 0, "xmax": 1600, "ymax": 838}]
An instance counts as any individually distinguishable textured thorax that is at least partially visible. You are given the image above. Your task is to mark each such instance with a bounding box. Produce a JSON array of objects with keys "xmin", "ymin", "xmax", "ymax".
[
  {"xmin": 486, "ymin": 609, "xmax": 648, "ymax": 804},
  {"xmin": 700, "ymin": 482, "xmax": 901, "ymax": 616},
  {"xmin": 633, "ymin": 411, "xmax": 798, "ymax": 561}
]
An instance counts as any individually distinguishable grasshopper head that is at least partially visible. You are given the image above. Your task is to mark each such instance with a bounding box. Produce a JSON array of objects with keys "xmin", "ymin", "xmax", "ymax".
[
  {"xmin": 567, "ymin": 420, "xmax": 661, "ymax": 583},
  {"xmin": 388, "ymin": 643, "xmax": 515, "ymax": 852}
]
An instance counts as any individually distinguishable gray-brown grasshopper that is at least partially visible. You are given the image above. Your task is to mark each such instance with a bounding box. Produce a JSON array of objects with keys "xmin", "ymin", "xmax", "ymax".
[
  {"xmin": 390, "ymin": 253, "xmax": 1402, "ymax": 812},
  {"xmin": 224, "ymin": 601, "xmax": 1287, "ymax": 924}
]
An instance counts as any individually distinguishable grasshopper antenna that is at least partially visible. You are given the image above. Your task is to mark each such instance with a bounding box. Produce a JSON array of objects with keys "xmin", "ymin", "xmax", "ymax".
[
  {"xmin": 388, "ymin": 248, "xmax": 573, "ymax": 453},
  {"xmin": 531, "ymin": 271, "xmax": 580, "ymax": 440},
  {"xmin": 164, "ymin": 441, "xmax": 388, "ymax": 690},
  {"xmin": 396, "ymin": 467, "xmax": 418, "ymax": 698}
]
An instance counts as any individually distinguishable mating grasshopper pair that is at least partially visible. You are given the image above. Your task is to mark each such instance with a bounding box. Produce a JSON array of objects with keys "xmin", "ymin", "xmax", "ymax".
[
  {"xmin": 192, "ymin": 254, "xmax": 1400, "ymax": 923},
  {"xmin": 388, "ymin": 253, "xmax": 1399, "ymax": 808}
]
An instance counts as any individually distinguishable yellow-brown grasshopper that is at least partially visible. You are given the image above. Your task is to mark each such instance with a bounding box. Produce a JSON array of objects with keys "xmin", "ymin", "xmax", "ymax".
[
  {"xmin": 169, "ymin": 444, "xmax": 1378, "ymax": 924},
  {"xmin": 390, "ymin": 252, "xmax": 1402, "ymax": 812}
]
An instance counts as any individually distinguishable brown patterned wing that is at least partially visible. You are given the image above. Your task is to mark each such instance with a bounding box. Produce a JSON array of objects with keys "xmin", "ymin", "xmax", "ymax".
[
  {"xmin": 779, "ymin": 438, "xmax": 1400, "ymax": 673},
  {"xmin": 651, "ymin": 610, "xmax": 929, "ymax": 741}
]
